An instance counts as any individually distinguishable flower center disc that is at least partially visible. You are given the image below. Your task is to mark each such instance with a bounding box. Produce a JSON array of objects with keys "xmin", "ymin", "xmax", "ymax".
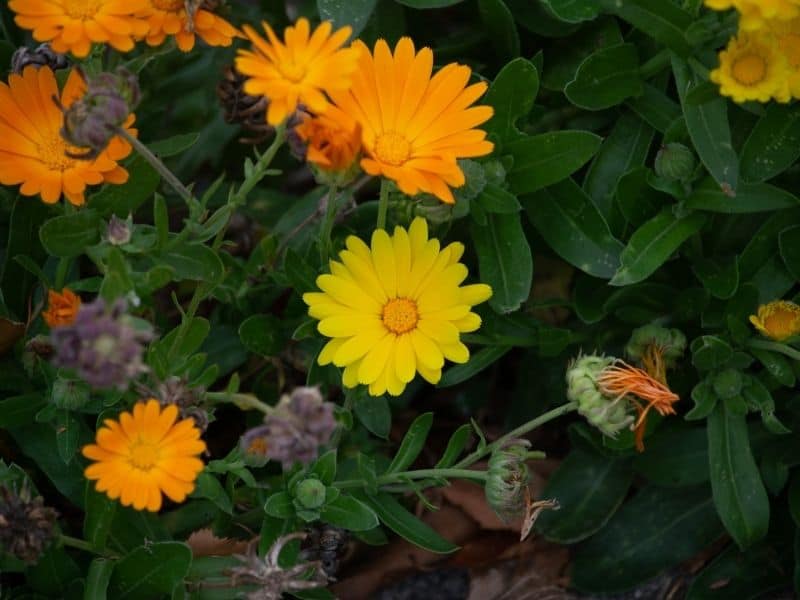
[
  {"xmin": 374, "ymin": 131, "xmax": 411, "ymax": 166},
  {"xmin": 63, "ymin": 0, "xmax": 105, "ymax": 19},
  {"xmin": 732, "ymin": 53, "xmax": 766, "ymax": 86},
  {"xmin": 764, "ymin": 309, "xmax": 797, "ymax": 339},
  {"xmin": 37, "ymin": 134, "xmax": 75, "ymax": 172},
  {"xmin": 279, "ymin": 63, "xmax": 307, "ymax": 83},
  {"xmin": 129, "ymin": 441, "xmax": 161, "ymax": 471},
  {"xmin": 382, "ymin": 298, "xmax": 418, "ymax": 334}
]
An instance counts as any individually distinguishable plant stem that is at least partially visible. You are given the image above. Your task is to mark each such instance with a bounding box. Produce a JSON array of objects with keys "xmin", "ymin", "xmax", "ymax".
[
  {"xmin": 376, "ymin": 178, "xmax": 390, "ymax": 230},
  {"xmin": 231, "ymin": 124, "xmax": 287, "ymax": 206},
  {"xmin": 749, "ymin": 339, "xmax": 800, "ymax": 362},
  {"xmin": 54, "ymin": 257, "xmax": 71, "ymax": 290},
  {"xmin": 453, "ymin": 401, "xmax": 578, "ymax": 469},
  {"xmin": 116, "ymin": 128, "xmax": 194, "ymax": 205},
  {"xmin": 205, "ymin": 391, "xmax": 274, "ymax": 415},
  {"xmin": 320, "ymin": 184, "xmax": 338, "ymax": 264},
  {"xmin": 334, "ymin": 468, "xmax": 489, "ymax": 490},
  {"xmin": 60, "ymin": 535, "xmax": 114, "ymax": 558},
  {"xmin": 639, "ymin": 49, "xmax": 671, "ymax": 79}
]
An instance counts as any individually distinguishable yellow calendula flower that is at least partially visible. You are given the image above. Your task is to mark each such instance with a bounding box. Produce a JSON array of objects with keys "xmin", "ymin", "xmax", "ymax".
[
  {"xmin": 235, "ymin": 18, "xmax": 359, "ymax": 126},
  {"xmin": 710, "ymin": 33, "xmax": 791, "ymax": 103},
  {"xmin": 303, "ymin": 217, "xmax": 492, "ymax": 397},
  {"xmin": 765, "ymin": 18, "xmax": 800, "ymax": 96},
  {"xmin": 0, "ymin": 67, "xmax": 135, "ymax": 206},
  {"xmin": 330, "ymin": 37, "xmax": 494, "ymax": 205},
  {"xmin": 83, "ymin": 399, "xmax": 206, "ymax": 512},
  {"xmin": 139, "ymin": 0, "xmax": 240, "ymax": 52},
  {"xmin": 749, "ymin": 300, "xmax": 800, "ymax": 341},
  {"xmin": 9, "ymin": 0, "xmax": 149, "ymax": 58}
]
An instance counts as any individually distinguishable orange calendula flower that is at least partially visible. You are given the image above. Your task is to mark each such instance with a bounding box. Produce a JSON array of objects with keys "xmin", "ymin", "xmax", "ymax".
[
  {"xmin": 750, "ymin": 300, "xmax": 800, "ymax": 341},
  {"xmin": 83, "ymin": 399, "xmax": 206, "ymax": 512},
  {"xmin": 0, "ymin": 66, "xmax": 135, "ymax": 206},
  {"xmin": 42, "ymin": 288, "xmax": 81, "ymax": 328},
  {"xmin": 295, "ymin": 105, "xmax": 361, "ymax": 178},
  {"xmin": 329, "ymin": 37, "xmax": 494, "ymax": 204},
  {"xmin": 235, "ymin": 18, "xmax": 359, "ymax": 126},
  {"xmin": 139, "ymin": 0, "xmax": 240, "ymax": 52},
  {"xmin": 598, "ymin": 362, "xmax": 680, "ymax": 452},
  {"xmin": 9, "ymin": 0, "xmax": 149, "ymax": 58}
]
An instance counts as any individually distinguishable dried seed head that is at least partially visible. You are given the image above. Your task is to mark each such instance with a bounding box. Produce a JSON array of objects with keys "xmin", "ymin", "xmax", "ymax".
[
  {"xmin": 217, "ymin": 65, "xmax": 273, "ymax": 145},
  {"xmin": 11, "ymin": 44, "xmax": 69, "ymax": 74},
  {"xmin": 485, "ymin": 439, "xmax": 531, "ymax": 521},
  {"xmin": 0, "ymin": 484, "xmax": 58, "ymax": 564}
]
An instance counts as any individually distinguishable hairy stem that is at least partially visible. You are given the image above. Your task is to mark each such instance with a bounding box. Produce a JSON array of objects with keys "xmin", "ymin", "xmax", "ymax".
[
  {"xmin": 376, "ymin": 178, "xmax": 390, "ymax": 230},
  {"xmin": 749, "ymin": 339, "xmax": 800, "ymax": 362},
  {"xmin": 320, "ymin": 184, "xmax": 339, "ymax": 264},
  {"xmin": 205, "ymin": 391, "xmax": 274, "ymax": 415}
]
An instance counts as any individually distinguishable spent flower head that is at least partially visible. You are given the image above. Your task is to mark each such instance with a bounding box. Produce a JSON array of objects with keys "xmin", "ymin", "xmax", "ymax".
[
  {"xmin": 485, "ymin": 439, "xmax": 531, "ymax": 521},
  {"xmin": 11, "ymin": 44, "xmax": 69, "ymax": 74},
  {"xmin": 0, "ymin": 484, "xmax": 58, "ymax": 564},
  {"xmin": 42, "ymin": 288, "xmax": 81, "ymax": 329},
  {"xmin": 105, "ymin": 214, "xmax": 132, "ymax": 246}
]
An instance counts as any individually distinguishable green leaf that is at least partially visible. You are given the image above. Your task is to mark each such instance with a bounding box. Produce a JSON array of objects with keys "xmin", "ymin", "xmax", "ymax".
[
  {"xmin": 523, "ymin": 178, "xmax": 623, "ymax": 279},
  {"xmin": 741, "ymin": 375, "xmax": 790, "ymax": 435},
  {"xmin": 84, "ymin": 485, "xmax": 117, "ymax": 551},
  {"xmin": 611, "ymin": 208, "xmax": 706, "ymax": 286},
  {"xmin": 506, "ymin": 131, "xmax": 602, "ymax": 194},
  {"xmin": 779, "ymin": 225, "xmax": 800, "ymax": 281},
  {"xmin": 707, "ymin": 403, "xmax": 770, "ymax": 549},
  {"xmin": 26, "ymin": 548, "xmax": 81, "ymax": 596},
  {"xmin": 85, "ymin": 559, "xmax": 115, "ymax": 600},
  {"xmin": 353, "ymin": 392, "xmax": 391, "ymax": 439},
  {"xmin": 320, "ymin": 495, "xmax": 379, "ymax": 531},
  {"xmin": 536, "ymin": 449, "xmax": 633, "ymax": 543},
  {"xmin": 55, "ymin": 409, "xmax": 81, "ymax": 464},
  {"xmin": 474, "ymin": 183, "xmax": 521, "ymax": 214},
  {"xmin": 673, "ymin": 57, "xmax": 739, "ymax": 193},
  {"xmin": 109, "ymin": 542, "xmax": 192, "ymax": 599},
  {"xmin": 571, "ymin": 485, "xmax": 722, "ymax": 593},
  {"xmin": 627, "ymin": 84, "xmax": 682, "ymax": 133},
  {"xmin": 435, "ymin": 424, "xmax": 473, "ymax": 468},
  {"xmin": 483, "ymin": 58, "xmax": 538, "ymax": 144},
  {"xmin": 751, "ymin": 348, "xmax": 795, "ymax": 387},
  {"xmin": 740, "ymin": 103, "xmax": 800, "ymax": 183},
  {"xmin": 598, "ymin": 0, "xmax": 692, "ymax": 56},
  {"xmin": 541, "ymin": 0, "xmax": 600, "ymax": 22},
  {"xmin": 478, "ymin": 0, "xmax": 520, "ymax": 60},
  {"xmin": 692, "ymin": 256, "xmax": 739, "ymax": 299},
  {"xmin": 439, "ymin": 345, "xmax": 512, "ymax": 387},
  {"xmin": 238, "ymin": 314, "xmax": 284, "ymax": 357},
  {"xmin": 264, "ymin": 492, "xmax": 294, "ymax": 519},
  {"xmin": 311, "ymin": 450, "xmax": 338, "ymax": 485},
  {"xmin": 191, "ymin": 472, "xmax": 233, "ymax": 514},
  {"xmin": 685, "ymin": 379, "xmax": 719, "ymax": 420},
  {"xmin": 1, "ymin": 198, "xmax": 50, "ymax": 318},
  {"xmin": 633, "ymin": 426, "xmax": 709, "ymax": 487},
  {"xmin": 386, "ymin": 413, "xmax": 433, "ymax": 474},
  {"xmin": 565, "ymin": 44, "xmax": 643, "ymax": 110},
  {"xmin": 90, "ymin": 156, "xmax": 160, "ymax": 218},
  {"xmin": 317, "ymin": 0, "xmax": 377, "ymax": 38},
  {"xmin": 158, "ymin": 242, "xmax": 225, "ymax": 284},
  {"xmin": 358, "ymin": 492, "xmax": 459, "ymax": 553},
  {"xmin": 686, "ymin": 178, "xmax": 799, "ymax": 213},
  {"xmin": 691, "ymin": 336, "xmax": 733, "ymax": 371},
  {"xmin": 0, "ymin": 394, "xmax": 47, "ymax": 428},
  {"xmin": 394, "ymin": 0, "xmax": 464, "ymax": 6},
  {"xmin": 149, "ymin": 133, "xmax": 200, "ymax": 158},
  {"xmin": 39, "ymin": 210, "xmax": 102, "ymax": 257},
  {"xmin": 470, "ymin": 212, "xmax": 532, "ymax": 313}
]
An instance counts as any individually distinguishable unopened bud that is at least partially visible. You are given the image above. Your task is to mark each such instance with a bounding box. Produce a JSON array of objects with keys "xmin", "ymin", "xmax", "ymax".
[
  {"xmin": 295, "ymin": 478, "xmax": 326, "ymax": 510},
  {"xmin": 655, "ymin": 143, "xmax": 696, "ymax": 182},
  {"xmin": 485, "ymin": 440, "xmax": 530, "ymax": 521},
  {"xmin": 105, "ymin": 214, "xmax": 132, "ymax": 246}
]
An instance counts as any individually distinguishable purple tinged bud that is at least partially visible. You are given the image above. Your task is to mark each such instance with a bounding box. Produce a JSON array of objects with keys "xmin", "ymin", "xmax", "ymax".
[{"xmin": 105, "ymin": 214, "xmax": 132, "ymax": 246}]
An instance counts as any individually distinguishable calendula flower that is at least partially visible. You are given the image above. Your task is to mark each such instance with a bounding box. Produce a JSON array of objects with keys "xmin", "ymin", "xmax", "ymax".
[
  {"xmin": 329, "ymin": 37, "xmax": 494, "ymax": 204},
  {"xmin": 235, "ymin": 18, "xmax": 359, "ymax": 126},
  {"xmin": 722, "ymin": 0, "xmax": 800, "ymax": 30},
  {"xmin": 766, "ymin": 18, "xmax": 800, "ymax": 96},
  {"xmin": 711, "ymin": 33, "xmax": 791, "ymax": 103},
  {"xmin": 597, "ymin": 361, "xmax": 680, "ymax": 452},
  {"xmin": 139, "ymin": 0, "xmax": 240, "ymax": 52},
  {"xmin": 625, "ymin": 324, "xmax": 686, "ymax": 384},
  {"xmin": 294, "ymin": 105, "xmax": 361, "ymax": 184},
  {"xmin": 83, "ymin": 399, "xmax": 206, "ymax": 512},
  {"xmin": 0, "ymin": 67, "xmax": 135, "ymax": 206},
  {"xmin": 750, "ymin": 300, "xmax": 800, "ymax": 340},
  {"xmin": 42, "ymin": 288, "xmax": 81, "ymax": 328},
  {"xmin": 9, "ymin": 0, "xmax": 149, "ymax": 58},
  {"xmin": 303, "ymin": 217, "xmax": 492, "ymax": 397}
]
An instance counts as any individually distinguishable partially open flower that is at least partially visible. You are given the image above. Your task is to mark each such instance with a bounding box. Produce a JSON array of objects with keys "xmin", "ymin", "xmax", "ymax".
[
  {"xmin": 625, "ymin": 324, "xmax": 686, "ymax": 384},
  {"xmin": 294, "ymin": 105, "xmax": 362, "ymax": 186},
  {"xmin": 42, "ymin": 288, "xmax": 81, "ymax": 328},
  {"xmin": 485, "ymin": 439, "xmax": 531, "ymax": 521},
  {"xmin": 0, "ymin": 484, "xmax": 58, "ymax": 564},
  {"xmin": 567, "ymin": 354, "xmax": 635, "ymax": 439},
  {"xmin": 750, "ymin": 300, "xmax": 800, "ymax": 341}
]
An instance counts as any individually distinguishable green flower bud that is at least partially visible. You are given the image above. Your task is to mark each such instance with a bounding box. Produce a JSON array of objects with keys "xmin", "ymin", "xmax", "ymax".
[
  {"xmin": 567, "ymin": 354, "xmax": 635, "ymax": 438},
  {"xmin": 485, "ymin": 440, "xmax": 530, "ymax": 521},
  {"xmin": 654, "ymin": 143, "xmax": 696, "ymax": 182},
  {"xmin": 712, "ymin": 368, "xmax": 743, "ymax": 400},
  {"xmin": 625, "ymin": 324, "xmax": 686, "ymax": 368},
  {"xmin": 295, "ymin": 478, "xmax": 326, "ymax": 510}
]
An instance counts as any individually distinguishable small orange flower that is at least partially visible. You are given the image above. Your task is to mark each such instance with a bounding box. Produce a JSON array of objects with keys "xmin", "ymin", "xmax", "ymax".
[
  {"xmin": 598, "ymin": 361, "xmax": 680, "ymax": 452},
  {"xmin": 139, "ymin": 0, "xmax": 241, "ymax": 52},
  {"xmin": 295, "ymin": 105, "xmax": 361, "ymax": 174},
  {"xmin": 749, "ymin": 300, "xmax": 800, "ymax": 341},
  {"xmin": 42, "ymin": 288, "xmax": 81, "ymax": 328}
]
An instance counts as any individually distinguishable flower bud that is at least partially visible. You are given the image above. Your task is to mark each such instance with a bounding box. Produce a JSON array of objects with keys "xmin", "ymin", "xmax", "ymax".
[
  {"xmin": 567, "ymin": 354, "xmax": 635, "ymax": 438},
  {"xmin": 485, "ymin": 440, "xmax": 530, "ymax": 521},
  {"xmin": 295, "ymin": 478, "xmax": 327, "ymax": 510},
  {"xmin": 11, "ymin": 44, "xmax": 69, "ymax": 74},
  {"xmin": 654, "ymin": 143, "xmax": 696, "ymax": 182},
  {"xmin": 105, "ymin": 214, "xmax": 132, "ymax": 246},
  {"xmin": 712, "ymin": 368, "xmax": 743, "ymax": 400},
  {"xmin": 625, "ymin": 324, "xmax": 686, "ymax": 368}
]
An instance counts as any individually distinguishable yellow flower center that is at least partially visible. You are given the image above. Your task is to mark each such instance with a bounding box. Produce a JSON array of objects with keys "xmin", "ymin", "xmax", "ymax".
[
  {"xmin": 278, "ymin": 63, "xmax": 307, "ymax": 83},
  {"xmin": 382, "ymin": 298, "xmax": 418, "ymax": 334},
  {"xmin": 62, "ymin": 0, "xmax": 105, "ymax": 19},
  {"xmin": 374, "ymin": 131, "xmax": 411, "ymax": 166},
  {"xmin": 780, "ymin": 34, "xmax": 800, "ymax": 69},
  {"xmin": 128, "ymin": 440, "xmax": 161, "ymax": 472},
  {"xmin": 732, "ymin": 53, "xmax": 767, "ymax": 86},
  {"xmin": 151, "ymin": 0, "xmax": 185, "ymax": 11},
  {"xmin": 37, "ymin": 134, "xmax": 75, "ymax": 172},
  {"xmin": 764, "ymin": 309, "xmax": 798, "ymax": 339}
]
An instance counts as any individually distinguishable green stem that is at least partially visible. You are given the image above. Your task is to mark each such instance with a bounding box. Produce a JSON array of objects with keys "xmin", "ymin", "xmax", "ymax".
[
  {"xmin": 205, "ymin": 391, "xmax": 274, "ymax": 415},
  {"xmin": 454, "ymin": 401, "xmax": 577, "ymax": 469},
  {"xmin": 60, "ymin": 535, "xmax": 114, "ymax": 558},
  {"xmin": 166, "ymin": 282, "xmax": 206, "ymax": 363},
  {"xmin": 376, "ymin": 178, "xmax": 390, "ymax": 230},
  {"xmin": 320, "ymin": 184, "xmax": 339, "ymax": 264},
  {"xmin": 749, "ymin": 339, "xmax": 800, "ymax": 362},
  {"xmin": 231, "ymin": 124, "xmax": 287, "ymax": 206},
  {"xmin": 334, "ymin": 468, "xmax": 489, "ymax": 490},
  {"xmin": 54, "ymin": 257, "xmax": 71, "ymax": 290},
  {"xmin": 639, "ymin": 49, "xmax": 671, "ymax": 79},
  {"xmin": 116, "ymin": 128, "xmax": 194, "ymax": 205}
]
